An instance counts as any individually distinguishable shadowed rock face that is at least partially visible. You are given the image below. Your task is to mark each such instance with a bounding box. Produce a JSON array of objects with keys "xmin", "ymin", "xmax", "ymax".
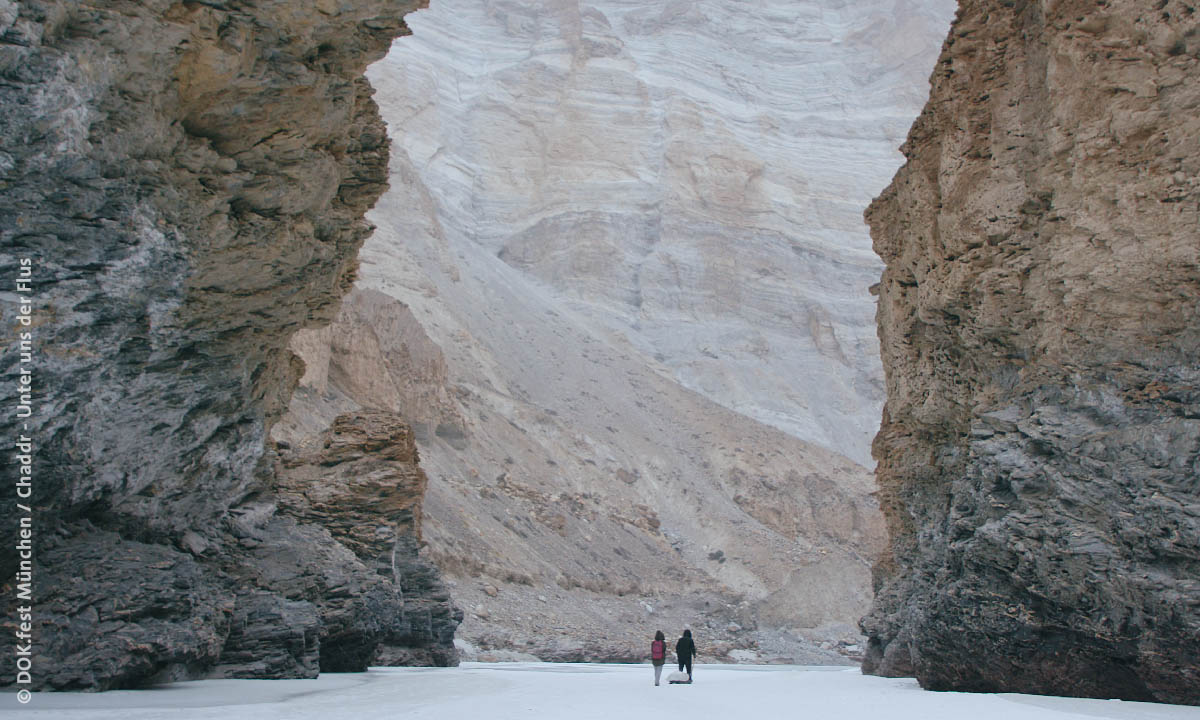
[
  {"xmin": 0, "ymin": 0, "xmax": 457, "ymax": 689},
  {"xmin": 862, "ymin": 0, "xmax": 1200, "ymax": 705}
]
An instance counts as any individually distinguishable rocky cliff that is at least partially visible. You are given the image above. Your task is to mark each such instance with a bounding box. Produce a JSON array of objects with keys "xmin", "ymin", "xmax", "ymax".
[
  {"xmin": 0, "ymin": 0, "xmax": 458, "ymax": 689},
  {"xmin": 862, "ymin": 0, "xmax": 1199, "ymax": 705}
]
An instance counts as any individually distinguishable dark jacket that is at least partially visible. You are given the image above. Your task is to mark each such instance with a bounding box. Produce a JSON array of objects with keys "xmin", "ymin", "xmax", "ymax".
[{"xmin": 675, "ymin": 634, "xmax": 696, "ymax": 661}]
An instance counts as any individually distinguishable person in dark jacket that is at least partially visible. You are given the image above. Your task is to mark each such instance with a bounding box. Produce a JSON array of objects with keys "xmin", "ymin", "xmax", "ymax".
[
  {"xmin": 675, "ymin": 628, "xmax": 697, "ymax": 680},
  {"xmin": 651, "ymin": 630, "xmax": 667, "ymax": 686}
]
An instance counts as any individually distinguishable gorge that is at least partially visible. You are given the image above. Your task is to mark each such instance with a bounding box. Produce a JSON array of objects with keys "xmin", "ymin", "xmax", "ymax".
[
  {"xmin": 273, "ymin": 0, "xmax": 954, "ymax": 663},
  {"xmin": 0, "ymin": 0, "xmax": 1197, "ymax": 707}
]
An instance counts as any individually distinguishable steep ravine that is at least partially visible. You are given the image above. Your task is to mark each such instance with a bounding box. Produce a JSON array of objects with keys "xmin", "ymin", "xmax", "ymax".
[
  {"xmin": 0, "ymin": 0, "xmax": 458, "ymax": 689},
  {"xmin": 363, "ymin": 0, "xmax": 958, "ymax": 469},
  {"xmin": 319, "ymin": 0, "xmax": 953, "ymax": 664},
  {"xmin": 6, "ymin": 0, "xmax": 1195, "ymax": 702},
  {"xmin": 863, "ymin": 0, "xmax": 1199, "ymax": 705}
]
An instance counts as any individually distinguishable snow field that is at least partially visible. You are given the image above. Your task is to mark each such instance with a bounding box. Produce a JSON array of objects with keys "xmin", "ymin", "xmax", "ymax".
[{"xmin": 3, "ymin": 663, "xmax": 1199, "ymax": 720}]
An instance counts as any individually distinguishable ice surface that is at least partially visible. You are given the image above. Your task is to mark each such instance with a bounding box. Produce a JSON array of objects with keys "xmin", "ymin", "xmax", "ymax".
[{"xmin": 4, "ymin": 663, "xmax": 1199, "ymax": 720}]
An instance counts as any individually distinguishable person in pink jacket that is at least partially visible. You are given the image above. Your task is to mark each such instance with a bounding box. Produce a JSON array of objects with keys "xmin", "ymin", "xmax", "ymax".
[{"xmin": 650, "ymin": 630, "xmax": 667, "ymax": 685}]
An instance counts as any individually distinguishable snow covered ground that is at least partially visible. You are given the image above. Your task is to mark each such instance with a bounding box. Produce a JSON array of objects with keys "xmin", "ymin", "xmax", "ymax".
[{"xmin": 4, "ymin": 663, "xmax": 1199, "ymax": 720}]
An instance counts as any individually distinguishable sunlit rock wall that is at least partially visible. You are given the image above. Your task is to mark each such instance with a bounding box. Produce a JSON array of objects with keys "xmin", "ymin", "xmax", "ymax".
[{"xmin": 862, "ymin": 0, "xmax": 1200, "ymax": 705}]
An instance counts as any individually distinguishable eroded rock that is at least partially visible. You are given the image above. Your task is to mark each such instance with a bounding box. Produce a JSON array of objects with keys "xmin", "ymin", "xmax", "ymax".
[
  {"xmin": 274, "ymin": 410, "xmax": 462, "ymax": 669},
  {"xmin": 863, "ymin": 0, "xmax": 1200, "ymax": 705},
  {"xmin": 0, "ymin": 0, "xmax": 454, "ymax": 689}
]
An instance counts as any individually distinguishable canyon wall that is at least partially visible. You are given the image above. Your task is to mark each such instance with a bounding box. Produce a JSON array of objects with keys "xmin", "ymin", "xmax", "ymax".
[
  {"xmin": 0, "ymin": 0, "xmax": 457, "ymax": 689},
  {"xmin": 863, "ymin": 0, "xmax": 1200, "ymax": 705}
]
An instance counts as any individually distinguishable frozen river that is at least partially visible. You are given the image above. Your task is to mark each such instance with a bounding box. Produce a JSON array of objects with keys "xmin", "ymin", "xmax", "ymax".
[{"xmin": 3, "ymin": 663, "xmax": 1199, "ymax": 720}]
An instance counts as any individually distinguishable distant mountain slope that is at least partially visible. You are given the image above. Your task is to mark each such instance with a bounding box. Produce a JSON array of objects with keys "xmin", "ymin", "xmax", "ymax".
[
  {"xmin": 364, "ymin": 0, "xmax": 957, "ymax": 468},
  {"xmin": 274, "ymin": 0, "xmax": 954, "ymax": 661}
]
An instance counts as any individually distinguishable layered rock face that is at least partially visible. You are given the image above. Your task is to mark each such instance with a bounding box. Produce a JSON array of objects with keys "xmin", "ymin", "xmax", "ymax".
[
  {"xmin": 271, "ymin": 0, "xmax": 952, "ymax": 662},
  {"xmin": 863, "ymin": 0, "xmax": 1200, "ymax": 705},
  {"xmin": 366, "ymin": 0, "xmax": 957, "ymax": 468},
  {"xmin": 273, "ymin": 411, "xmax": 460, "ymax": 669},
  {"xmin": 0, "ymin": 0, "xmax": 457, "ymax": 689}
]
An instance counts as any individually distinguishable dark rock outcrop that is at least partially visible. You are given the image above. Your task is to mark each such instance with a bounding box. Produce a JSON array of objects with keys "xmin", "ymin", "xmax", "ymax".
[
  {"xmin": 0, "ymin": 0, "xmax": 457, "ymax": 689},
  {"xmin": 273, "ymin": 411, "xmax": 462, "ymax": 669},
  {"xmin": 34, "ymin": 531, "xmax": 234, "ymax": 690},
  {"xmin": 212, "ymin": 591, "xmax": 320, "ymax": 680},
  {"xmin": 863, "ymin": 0, "xmax": 1199, "ymax": 705}
]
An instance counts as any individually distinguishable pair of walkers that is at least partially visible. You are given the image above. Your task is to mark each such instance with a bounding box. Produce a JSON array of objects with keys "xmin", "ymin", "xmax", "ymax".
[{"xmin": 650, "ymin": 629, "xmax": 697, "ymax": 685}]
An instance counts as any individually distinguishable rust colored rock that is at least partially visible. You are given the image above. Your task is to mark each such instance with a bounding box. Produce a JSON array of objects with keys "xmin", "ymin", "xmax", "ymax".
[
  {"xmin": 278, "ymin": 410, "xmax": 426, "ymax": 562},
  {"xmin": 863, "ymin": 0, "xmax": 1199, "ymax": 705},
  {"xmin": 275, "ymin": 410, "xmax": 460, "ymax": 670}
]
